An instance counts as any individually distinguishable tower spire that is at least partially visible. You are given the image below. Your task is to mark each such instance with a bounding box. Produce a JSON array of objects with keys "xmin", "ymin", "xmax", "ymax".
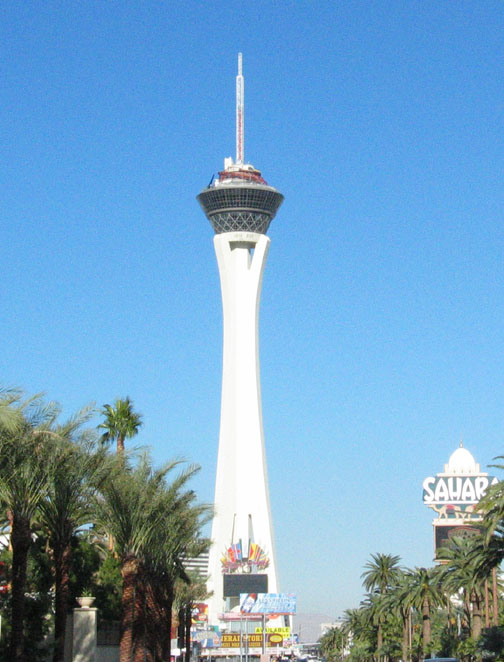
[{"xmin": 236, "ymin": 52, "xmax": 244, "ymax": 164}]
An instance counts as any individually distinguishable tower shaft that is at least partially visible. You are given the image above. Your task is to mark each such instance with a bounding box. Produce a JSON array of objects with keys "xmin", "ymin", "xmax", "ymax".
[{"xmin": 206, "ymin": 232, "xmax": 278, "ymax": 624}]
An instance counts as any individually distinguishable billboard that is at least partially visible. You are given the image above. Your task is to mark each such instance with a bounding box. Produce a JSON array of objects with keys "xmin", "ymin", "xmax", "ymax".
[
  {"xmin": 240, "ymin": 593, "xmax": 296, "ymax": 615},
  {"xmin": 191, "ymin": 603, "xmax": 208, "ymax": 624},
  {"xmin": 434, "ymin": 523, "xmax": 483, "ymax": 557},
  {"xmin": 223, "ymin": 573, "xmax": 268, "ymax": 598},
  {"xmin": 219, "ymin": 633, "xmax": 283, "ymax": 649}
]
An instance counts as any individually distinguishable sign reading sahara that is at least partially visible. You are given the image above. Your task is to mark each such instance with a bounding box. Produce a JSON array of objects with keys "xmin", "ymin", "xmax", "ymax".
[
  {"xmin": 423, "ymin": 475, "xmax": 498, "ymax": 505},
  {"xmin": 240, "ymin": 593, "xmax": 296, "ymax": 614}
]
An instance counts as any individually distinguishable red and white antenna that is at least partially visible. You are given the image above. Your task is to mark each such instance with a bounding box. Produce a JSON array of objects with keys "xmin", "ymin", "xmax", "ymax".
[{"xmin": 236, "ymin": 53, "xmax": 244, "ymax": 165}]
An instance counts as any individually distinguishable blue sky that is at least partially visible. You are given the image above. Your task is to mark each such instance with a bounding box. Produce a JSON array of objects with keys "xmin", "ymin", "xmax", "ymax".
[{"xmin": 2, "ymin": 1, "xmax": 504, "ymax": 617}]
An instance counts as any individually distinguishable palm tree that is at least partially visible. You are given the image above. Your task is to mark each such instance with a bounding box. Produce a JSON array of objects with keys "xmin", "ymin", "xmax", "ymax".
[
  {"xmin": 471, "ymin": 530, "xmax": 503, "ymax": 626},
  {"xmin": 173, "ymin": 568, "xmax": 211, "ymax": 662},
  {"xmin": 404, "ymin": 566, "xmax": 445, "ymax": 656},
  {"xmin": 99, "ymin": 397, "xmax": 142, "ymax": 454},
  {"xmin": 475, "ymin": 464, "xmax": 504, "ymax": 625},
  {"xmin": 93, "ymin": 455, "xmax": 165, "ymax": 662},
  {"xmin": 477, "ymin": 626, "xmax": 504, "ymax": 660},
  {"xmin": 341, "ymin": 608, "xmax": 375, "ymax": 662},
  {"xmin": 384, "ymin": 570, "xmax": 414, "ymax": 662},
  {"xmin": 477, "ymin": 457, "xmax": 504, "ymax": 528},
  {"xmin": 136, "ymin": 474, "xmax": 211, "ymax": 662},
  {"xmin": 361, "ymin": 553, "xmax": 401, "ymax": 661},
  {"xmin": 342, "ymin": 607, "xmax": 368, "ymax": 639},
  {"xmin": 0, "ymin": 388, "xmax": 24, "ymax": 432},
  {"xmin": 359, "ymin": 593, "xmax": 390, "ymax": 662},
  {"xmin": 437, "ymin": 534, "xmax": 493, "ymax": 640},
  {"xmin": 319, "ymin": 626, "xmax": 346, "ymax": 662},
  {"xmin": 93, "ymin": 453, "xmax": 206, "ymax": 662},
  {"xmin": 362, "ymin": 553, "xmax": 402, "ymax": 595},
  {"xmin": 38, "ymin": 413, "xmax": 110, "ymax": 662},
  {"xmin": 0, "ymin": 395, "xmax": 59, "ymax": 662}
]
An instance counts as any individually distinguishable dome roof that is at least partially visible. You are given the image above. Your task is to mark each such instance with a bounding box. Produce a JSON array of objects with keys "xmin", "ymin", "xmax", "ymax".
[{"xmin": 443, "ymin": 444, "xmax": 480, "ymax": 475}]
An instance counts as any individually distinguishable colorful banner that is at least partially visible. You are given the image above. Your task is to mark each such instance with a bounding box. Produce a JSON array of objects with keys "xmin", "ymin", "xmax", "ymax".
[
  {"xmin": 240, "ymin": 593, "xmax": 296, "ymax": 615},
  {"xmin": 221, "ymin": 540, "xmax": 270, "ymax": 573}
]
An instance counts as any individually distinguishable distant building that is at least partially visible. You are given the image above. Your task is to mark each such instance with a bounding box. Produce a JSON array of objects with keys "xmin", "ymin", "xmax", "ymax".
[
  {"xmin": 422, "ymin": 443, "xmax": 497, "ymax": 559},
  {"xmin": 182, "ymin": 552, "xmax": 209, "ymax": 578}
]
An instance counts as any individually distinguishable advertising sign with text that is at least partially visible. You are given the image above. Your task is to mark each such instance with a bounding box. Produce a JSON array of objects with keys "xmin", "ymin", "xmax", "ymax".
[
  {"xmin": 240, "ymin": 593, "xmax": 296, "ymax": 615},
  {"xmin": 423, "ymin": 475, "xmax": 497, "ymax": 506},
  {"xmin": 220, "ymin": 633, "xmax": 283, "ymax": 649}
]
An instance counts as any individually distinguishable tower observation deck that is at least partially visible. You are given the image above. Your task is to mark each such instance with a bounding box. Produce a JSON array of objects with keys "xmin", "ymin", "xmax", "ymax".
[{"xmin": 197, "ymin": 165, "xmax": 284, "ymax": 234}]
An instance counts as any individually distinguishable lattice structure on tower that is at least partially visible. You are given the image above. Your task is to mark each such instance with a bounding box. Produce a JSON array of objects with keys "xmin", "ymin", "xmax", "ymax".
[{"xmin": 198, "ymin": 183, "xmax": 283, "ymax": 234}]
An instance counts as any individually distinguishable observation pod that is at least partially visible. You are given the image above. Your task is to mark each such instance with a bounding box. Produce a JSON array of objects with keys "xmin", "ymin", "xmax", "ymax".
[{"xmin": 197, "ymin": 167, "xmax": 284, "ymax": 234}]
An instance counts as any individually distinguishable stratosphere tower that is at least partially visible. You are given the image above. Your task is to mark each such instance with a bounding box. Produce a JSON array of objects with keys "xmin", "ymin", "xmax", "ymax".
[{"xmin": 197, "ymin": 54, "xmax": 284, "ymax": 626}]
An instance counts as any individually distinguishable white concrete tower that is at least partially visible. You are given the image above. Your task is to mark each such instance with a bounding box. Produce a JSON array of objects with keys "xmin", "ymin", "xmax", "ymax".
[{"xmin": 197, "ymin": 54, "xmax": 284, "ymax": 626}]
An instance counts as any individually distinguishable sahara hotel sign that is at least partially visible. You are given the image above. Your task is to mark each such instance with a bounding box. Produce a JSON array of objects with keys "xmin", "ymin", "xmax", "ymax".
[
  {"xmin": 423, "ymin": 447, "xmax": 498, "ymax": 556},
  {"xmin": 423, "ymin": 475, "xmax": 497, "ymax": 506}
]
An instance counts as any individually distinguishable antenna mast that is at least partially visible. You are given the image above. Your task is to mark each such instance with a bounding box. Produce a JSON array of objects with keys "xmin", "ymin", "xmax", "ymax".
[{"xmin": 236, "ymin": 53, "xmax": 244, "ymax": 165}]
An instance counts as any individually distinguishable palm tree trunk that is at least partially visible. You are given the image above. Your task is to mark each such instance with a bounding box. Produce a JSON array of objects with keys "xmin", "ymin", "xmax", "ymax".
[
  {"xmin": 471, "ymin": 591, "xmax": 482, "ymax": 640},
  {"xmin": 9, "ymin": 514, "xmax": 32, "ymax": 662},
  {"xmin": 178, "ymin": 607, "xmax": 185, "ymax": 655},
  {"xmin": 376, "ymin": 622, "xmax": 383, "ymax": 662},
  {"xmin": 408, "ymin": 609, "xmax": 412, "ymax": 654},
  {"xmin": 401, "ymin": 610, "xmax": 409, "ymax": 662},
  {"xmin": 185, "ymin": 604, "xmax": 192, "ymax": 662},
  {"xmin": 7, "ymin": 508, "xmax": 13, "ymax": 551},
  {"xmin": 160, "ymin": 582, "xmax": 175, "ymax": 662},
  {"xmin": 464, "ymin": 596, "xmax": 471, "ymax": 632},
  {"xmin": 148, "ymin": 578, "xmax": 162, "ymax": 662},
  {"xmin": 485, "ymin": 580, "xmax": 490, "ymax": 628},
  {"xmin": 117, "ymin": 435, "xmax": 125, "ymax": 454},
  {"xmin": 145, "ymin": 579, "xmax": 159, "ymax": 662},
  {"xmin": 52, "ymin": 541, "xmax": 72, "ymax": 662},
  {"xmin": 422, "ymin": 598, "xmax": 431, "ymax": 654},
  {"xmin": 145, "ymin": 576, "xmax": 161, "ymax": 662},
  {"xmin": 493, "ymin": 567, "xmax": 499, "ymax": 626},
  {"xmin": 135, "ymin": 574, "xmax": 159, "ymax": 662},
  {"xmin": 121, "ymin": 557, "xmax": 140, "ymax": 662}
]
